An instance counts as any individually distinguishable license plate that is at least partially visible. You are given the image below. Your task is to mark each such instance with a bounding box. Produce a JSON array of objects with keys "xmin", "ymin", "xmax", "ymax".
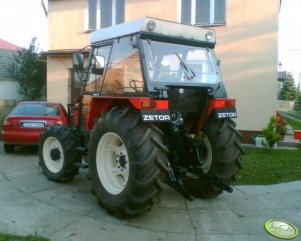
[{"xmin": 20, "ymin": 121, "xmax": 46, "ymax": 128}]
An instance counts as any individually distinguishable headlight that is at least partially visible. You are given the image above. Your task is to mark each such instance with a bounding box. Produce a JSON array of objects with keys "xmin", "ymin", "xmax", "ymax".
[
  {"xmin": 146, "ymin": 20, "xmax": 156, "ymax": 31},
  {"xmin": 205, "ymin": 31, "xmax": 213, "ymax": 41}
]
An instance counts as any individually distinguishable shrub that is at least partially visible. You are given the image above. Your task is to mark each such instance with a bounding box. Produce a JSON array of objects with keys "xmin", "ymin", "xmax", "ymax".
[
  {"xmin": 262, "ymin": 116, "xmax": 281, "ymax": 148},
  {"xmin": 276, "ymin": 112, "xmax": 288, "ymax": 136}
]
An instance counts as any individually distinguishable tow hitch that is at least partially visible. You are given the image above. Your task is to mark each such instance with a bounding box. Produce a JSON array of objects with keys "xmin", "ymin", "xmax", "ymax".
[{"xmin": 165, "ymin": 158, "xmax": 233, "ymax": 201}]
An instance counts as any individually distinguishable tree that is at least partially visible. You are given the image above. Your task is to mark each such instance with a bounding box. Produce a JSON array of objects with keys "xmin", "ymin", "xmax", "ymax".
[
  {"xmin": 294, "ymin": 93, "xmax": 301, "ymax": 111},
  {"xmin": 279, "ymin": 73, "xmax": 297, "ymax": 100},
  {"xmin": 8, "ymin": 38, "xmax": 46, "ymax": 100}
]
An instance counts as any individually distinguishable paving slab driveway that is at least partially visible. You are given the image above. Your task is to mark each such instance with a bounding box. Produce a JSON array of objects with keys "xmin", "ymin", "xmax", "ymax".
[{"xmin": 0, "ymin": 141, "xmax": 300, "ymax": 241}]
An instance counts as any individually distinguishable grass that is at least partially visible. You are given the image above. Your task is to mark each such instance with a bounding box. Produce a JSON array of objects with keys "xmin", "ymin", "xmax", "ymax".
[
  {"xmin": 281, "ymin": 111, "xmax": 301, "ymax": 130},
  {"xmin": 286, "ymin": 111, "xmax": 301, "ymax": 119},
  {"xmin": 286, "ymin": 118, "xmax": 301, "ymax": 131},
  {"xmin": 0, "ymin": 233, "xmax": 50, "ymax": 241},
  {"xmin": 236, "ymin": 146, "xmax": 301, "ymax": 185}
]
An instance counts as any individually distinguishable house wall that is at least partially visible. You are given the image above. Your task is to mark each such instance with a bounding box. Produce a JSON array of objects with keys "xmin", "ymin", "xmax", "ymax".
[
  {"xmin": 0, "ymin": 79, "xmax": 21, "ymax": 100},
  {"xmin": 125, "ymin": 0, "xmax": 178, "ymax": 21},
  {"xmin": 0, "ymin": 49, "xmax": 22, "ymax": 101},
  {"xmin": 215, "ymin": 0, "xmax": 278, "ymax": 132},
  {"xmin": 47, "ymin": 0, "xmax": 279, "ymax": 134},
  {"xmin": 48, "ymin": 0, "xmax": 90, "ymax": 50},
  {"xmin": 47, "ymin": 56, "xmax": 71, "ymax": 105}
]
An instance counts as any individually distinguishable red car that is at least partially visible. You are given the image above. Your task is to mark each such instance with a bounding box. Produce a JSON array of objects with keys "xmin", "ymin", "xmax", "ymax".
[{"xmin": 1, "ymin": 101, "xmax": 68, "ymax": 153}]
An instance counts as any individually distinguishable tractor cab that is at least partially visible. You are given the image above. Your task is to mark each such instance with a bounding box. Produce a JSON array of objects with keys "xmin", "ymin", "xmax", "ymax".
[
  {"xmin": 87, "ymin": 18, "xmax": 223, "ymax": 93},
  {"xmin": 73, "ymin": 17, "xmax": 233, "ymax": 130}
]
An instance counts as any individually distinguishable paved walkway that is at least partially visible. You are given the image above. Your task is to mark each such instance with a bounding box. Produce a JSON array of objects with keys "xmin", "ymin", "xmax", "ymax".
[{"xmin": 0, "ymin": 143, "xmax": 300, "ymax": 241}]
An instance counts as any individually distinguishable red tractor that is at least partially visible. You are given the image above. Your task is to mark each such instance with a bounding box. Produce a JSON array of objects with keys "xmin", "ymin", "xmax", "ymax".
[{"xmin": 39, "ymin": 18, "xmax": 243, "ymax": 218}]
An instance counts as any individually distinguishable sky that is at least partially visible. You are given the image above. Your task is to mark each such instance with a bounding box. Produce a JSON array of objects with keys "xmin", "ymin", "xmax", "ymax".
[
  {"xmin": 0, "ymin": 0, "xmax": 48, "ymax": 51},
  {"xmin": 0, "ymin": 0, "xmax": 301, "ymax": 86},
  {"xmin": 279, "ymin": 0, "xmax": 301, "ymax": 86}
]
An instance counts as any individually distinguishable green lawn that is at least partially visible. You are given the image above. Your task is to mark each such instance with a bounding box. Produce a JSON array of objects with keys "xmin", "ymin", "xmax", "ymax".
[
  {"xmin": 0, "ymin": 233, "xmax": 50, "ymax": 241},
  {"xmin": 286, "ymin": 111, "xmax": 301, "ymax": 119},
  {"xmin": 287, "ymin": 118, "xmax": 301, "ymax": 131},
  {"xmin": 236, "ymin": 147, "xmax": 301, "ymax": 185},
  {"xmin": 282, "ymin": 112, "xmax": 301, "ymax": 130}
]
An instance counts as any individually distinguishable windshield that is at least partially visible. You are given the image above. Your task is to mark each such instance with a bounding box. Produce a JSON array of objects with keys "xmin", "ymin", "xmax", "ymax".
[
  {"xmin": 141, "ymin": 40, "xmax": 222, "ymax": 86},
  {"xmin": 11, "ymin": 103, "xmax": 60, "ymax": 116}
]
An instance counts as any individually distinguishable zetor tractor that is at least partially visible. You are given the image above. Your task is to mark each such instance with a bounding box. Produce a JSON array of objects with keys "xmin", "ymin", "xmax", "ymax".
[{"xmin": 39, "ymin": 18, "xmax": 243, "ymax": 218}]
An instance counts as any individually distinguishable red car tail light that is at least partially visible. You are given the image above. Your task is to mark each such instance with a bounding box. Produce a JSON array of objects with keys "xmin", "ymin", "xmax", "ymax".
[
  {"xmin": 3, "ymin": 119, "xmax": 13, "ymax": 130},
  {"xmin": 45, "ymin": 120, "xmax": 63, "ymax": 128}
]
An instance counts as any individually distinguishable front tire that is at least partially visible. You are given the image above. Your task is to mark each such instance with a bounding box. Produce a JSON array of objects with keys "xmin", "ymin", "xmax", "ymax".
[
  {"xmin": 38, "ymin": 125, "xmax": 81, "ymax": 182},
  {"xmin": 88, "ymin": 108, "xmax": 168, "ymax": 218},
  {"xmin": 184, "ymin": 118, "xmax": 243, "ymax": 198}
]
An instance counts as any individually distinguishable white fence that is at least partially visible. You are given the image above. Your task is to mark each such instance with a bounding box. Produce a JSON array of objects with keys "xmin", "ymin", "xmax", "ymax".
[{"xmin": 276, "ymin": 100, "xmax": 300, "ymax": 111}]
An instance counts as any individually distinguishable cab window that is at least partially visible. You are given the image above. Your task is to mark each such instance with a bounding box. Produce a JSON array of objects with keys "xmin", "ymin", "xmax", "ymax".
[
  {"xmin": 86, "ymin": 44, "xmax": 112, "ymax": 92},
  {"xmin": 101, "ymin": 36, "xmax": 144, "ymax": 94}
]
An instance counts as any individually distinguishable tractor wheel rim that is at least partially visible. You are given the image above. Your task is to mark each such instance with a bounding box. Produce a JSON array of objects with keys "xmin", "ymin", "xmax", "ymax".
[
  {"xmin": 43, "ymin": 136, "xmax": 64, "ymax": 173},
  {"xmin": 96, "ymin": 132, "xmax": 129, "ymax": 195},
  {"xmin": 200, "ymin": 134, "xmax": 213, "ymax": 173}
]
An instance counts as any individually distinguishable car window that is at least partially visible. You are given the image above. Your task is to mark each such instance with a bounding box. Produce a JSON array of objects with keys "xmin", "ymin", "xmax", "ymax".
[{"xmin": 11, "ymin": 103, "xmax": 60, "ymax": 116}]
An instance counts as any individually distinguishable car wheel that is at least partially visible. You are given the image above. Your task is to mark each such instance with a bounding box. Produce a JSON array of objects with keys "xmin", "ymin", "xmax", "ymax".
[{"xmin": 4, "ymin": 144, "xmax": 14, "ymax": 153}]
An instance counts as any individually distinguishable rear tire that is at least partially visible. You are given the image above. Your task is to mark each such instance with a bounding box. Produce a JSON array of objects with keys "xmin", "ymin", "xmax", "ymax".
[
  {"xmin": 184, "ymin": 118, "xmax": 243, "ymax": 198},
  {"xmin": 38, "ymin": 125, "xmax": 81, "ymax": 182},
  {"xmin": 4, "ymin": 144, "xmax": 14, "ymax": 153},
  {"xmin": 88, "ymin": 108, "xmax": 168, "ymax": 218}
]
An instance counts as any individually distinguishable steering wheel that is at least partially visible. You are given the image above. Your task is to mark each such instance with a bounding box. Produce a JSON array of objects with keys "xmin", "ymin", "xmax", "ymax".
[{"xmin": 129, "ymin": 80, "xmax": 143, "ymax": 92}]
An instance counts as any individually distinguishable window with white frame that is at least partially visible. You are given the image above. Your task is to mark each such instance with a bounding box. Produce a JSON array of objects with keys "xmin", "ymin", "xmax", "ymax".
[
  {"xmin": 88, "ymin": 0, "xmax": 125, "ymax": 30},
  {"xmin": 180, "ymin": 0, "xmax": 226, "ymax": 26}
]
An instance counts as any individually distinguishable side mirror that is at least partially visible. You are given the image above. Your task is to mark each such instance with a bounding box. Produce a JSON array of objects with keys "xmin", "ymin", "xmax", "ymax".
[
  {"xmin": 91, "ymin": 56, "xmax": 105, "ymax": 75},
  {"xmin": 73, "ymin": 52, "xmax": 84, "ymax": 71}
]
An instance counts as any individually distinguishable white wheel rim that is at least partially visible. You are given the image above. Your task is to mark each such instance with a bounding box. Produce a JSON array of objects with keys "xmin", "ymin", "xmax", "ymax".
[
  {"xmin": 96, "ymin": 132, "xmax": 129, "ymax": 195},
  {"xmin": 43, "ymin": 136, "xmax": 64, "ymax": 173},
  {"xmin": 200, "ymin": 135, "xmax": 213, "ymax": 173}
]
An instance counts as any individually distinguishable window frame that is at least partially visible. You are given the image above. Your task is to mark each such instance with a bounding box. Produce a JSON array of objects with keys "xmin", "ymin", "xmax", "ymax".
[
  {"xmin": 140, "ymin": 38, "xmax": 222, "ymax": 92},
  {"xmin": 178, "ymin": 0, "xmax": 227, "ymax": 27},
  {"xmin": 101, "ymin": 36, "xmax": 145, "ymax": 94},
  {"xmin": 86, "ymin": 0, "xmax": 125, "ymax": 31},
  {"xmin": 86, "ymin": 43, "xmax": 113, "ymax": 92}
]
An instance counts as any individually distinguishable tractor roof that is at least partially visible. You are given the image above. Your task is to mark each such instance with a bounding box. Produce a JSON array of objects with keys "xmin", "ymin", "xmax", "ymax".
[{"xmin": 90, "ymin": 17, "xmax": 216, "ymax": 45}]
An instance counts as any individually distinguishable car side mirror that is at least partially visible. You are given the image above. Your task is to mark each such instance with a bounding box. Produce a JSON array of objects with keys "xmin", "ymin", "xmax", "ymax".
[
  {"xmin": 91, "ymin": 55, "xmax": 105, "ymax": 75},
  {"xmin": 73, "ymin": 52, "xmax": 84, "ymax": 71}
]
